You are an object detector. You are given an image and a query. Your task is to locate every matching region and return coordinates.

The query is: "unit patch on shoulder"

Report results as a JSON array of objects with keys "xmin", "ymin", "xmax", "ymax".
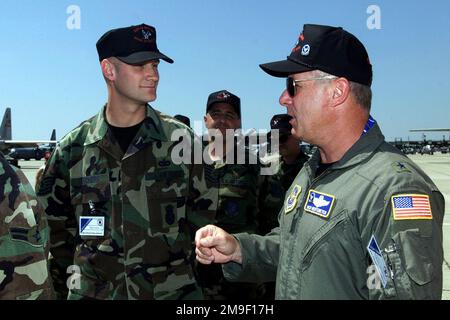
[
  {"xmin": 304, "ymin": 190, "xmax": 335, "ymax": 219},
  {"xmin": 284, "ymin": 185, "xmax": 302, "ymax": 214},
  {"xmin": 391, "ymin": 194, "xmax": 432, "ymax": 220}
]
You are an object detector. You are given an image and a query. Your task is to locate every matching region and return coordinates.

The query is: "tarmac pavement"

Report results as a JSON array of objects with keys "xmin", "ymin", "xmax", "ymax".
[
  {"xmin": 407, "ymin": 154, "xmax": 450, "ymax": 300},
  {"xmin": 17, "ymin": 154, "xmax": 450, "ymax": 299}
]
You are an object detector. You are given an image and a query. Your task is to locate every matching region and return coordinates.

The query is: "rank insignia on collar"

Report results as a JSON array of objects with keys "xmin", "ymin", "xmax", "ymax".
[
  {"xmin": 391, "ymin": 161, "xmax": 411, "ymax": 173},
  {"xmin": 304, "ymin": 190, "xmax": 335, "ymax": 219},
  {"xmin": 285, "ymin": 185, "xmax": 302, "ymax": 214}
]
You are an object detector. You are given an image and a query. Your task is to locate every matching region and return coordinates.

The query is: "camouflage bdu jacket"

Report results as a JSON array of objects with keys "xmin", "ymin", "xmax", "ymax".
[
  {"xmin": 0, "ymin": 153, "xmax": 54, "ymax": 300},
  {"xmin": 38, "ymin": 105, "xmax": 217, "ymax": 300},
  {"xmin": 258, "ymin": 153, "xmax": 309, "ymax": 235},
  {"xmin": 204, "ymin": 145, "xmax": 261, "ymax": 234}
]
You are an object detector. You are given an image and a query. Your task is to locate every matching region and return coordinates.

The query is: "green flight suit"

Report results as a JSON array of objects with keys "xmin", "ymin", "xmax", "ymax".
[
  {"xmin": 223, "ymin": 123, "xmax": 444, "ymax": 299},
  {"xmin": 38, "ymin": 105, "xmax": 217, "ymax": 300},
  {"xmin": 0, "ymin": 153, "xmax": 54, "ymax": 299}
]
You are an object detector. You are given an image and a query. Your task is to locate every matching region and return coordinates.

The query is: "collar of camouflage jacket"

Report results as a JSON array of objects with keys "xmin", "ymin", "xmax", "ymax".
[
  {"xmin": 308, "ymin": 123, "xmax": 385, "ymax": 171},
  {"xmin": 83, "ymin": 104, "xmax": 168, "ymax": 146}
]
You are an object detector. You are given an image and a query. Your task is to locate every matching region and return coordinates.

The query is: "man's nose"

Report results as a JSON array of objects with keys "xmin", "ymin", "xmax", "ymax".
[
  {"xmin": 144, "ymin": 66, "xmax": 159, "ymax": 80},
  {"xmin": 279, "ymin": 89, "xmax": 292, "ymax": 109}
]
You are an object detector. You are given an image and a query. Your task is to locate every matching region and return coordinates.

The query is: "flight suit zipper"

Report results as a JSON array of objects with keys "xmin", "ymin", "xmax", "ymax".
[{"xmin": 282, "ymin": 166, "xmax": 334, "ymax": 297}]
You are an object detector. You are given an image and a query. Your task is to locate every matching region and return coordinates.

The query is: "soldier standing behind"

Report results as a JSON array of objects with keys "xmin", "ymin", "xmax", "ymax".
[
  {"xmin": 196, "ymin": 90, "xmax": 262, "ymax": 300},
  {"xmin": 0, "ymin": 152, "xmax": 54, "ymax": 299},
  {"xmin": 258, "ymin": 114, "xmax": 309, "ymax": 235},
  {"xmin": 37, "ymin": 23, "xmax": 217, "ymax": 300}
]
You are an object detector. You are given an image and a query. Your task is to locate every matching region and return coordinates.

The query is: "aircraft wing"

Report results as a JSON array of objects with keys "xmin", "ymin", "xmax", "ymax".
[
  {"xmin": 0, "ymin": 140, "xmax": 57, "ymax": 152},
  {"xmin": 410, "ymin": 128, "xmax": 450, "ymax": 132}
]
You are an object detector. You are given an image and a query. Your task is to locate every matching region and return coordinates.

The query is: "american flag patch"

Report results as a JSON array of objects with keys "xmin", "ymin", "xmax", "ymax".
[{"xmin": 391, "ymin": 194, "xmax": 432, "ymax": 220}]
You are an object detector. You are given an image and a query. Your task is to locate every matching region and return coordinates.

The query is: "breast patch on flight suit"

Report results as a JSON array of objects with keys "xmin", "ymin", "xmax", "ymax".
[
  {"xmin": 304, "ymin": 190, "xmax": 335, "ymax": 219},
  {"xmin": 391, "ymin": 194, "xmax": 432, "ymax": 220},
  {"xmin": 284, "ymin": 185, "xmax": 302, "ymax": 214}
]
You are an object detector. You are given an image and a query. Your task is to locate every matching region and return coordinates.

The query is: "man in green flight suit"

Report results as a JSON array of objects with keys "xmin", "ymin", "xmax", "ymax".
[
  {"xmin": 195, "ymin": 24, "xmax": 444, "ymax": 299},
  {"xmin": 0, "ymin": 152, "xmax": 54, "ymax": 299},
  {"xmin": 38, "ymin": 23, "xmax": 217, "ymax": 300},
  {"xmin": 196, "ymin": 89, "xmax": 262, "ymax": 300}
]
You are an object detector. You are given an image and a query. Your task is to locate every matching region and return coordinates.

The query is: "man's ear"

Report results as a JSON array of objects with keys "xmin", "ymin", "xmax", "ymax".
[
  {"xmin": 331, "ymin": 78, "xmax": 350, "ymax": 106},
  {"xmin": 100, "ymin": 59, "xmax": 116, "ymax": 81}
]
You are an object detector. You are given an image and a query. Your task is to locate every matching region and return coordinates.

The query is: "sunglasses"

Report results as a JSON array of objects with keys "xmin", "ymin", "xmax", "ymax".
[{"xmin": 286, "ymin": 75, "xmax": 337, "ymax": 97}]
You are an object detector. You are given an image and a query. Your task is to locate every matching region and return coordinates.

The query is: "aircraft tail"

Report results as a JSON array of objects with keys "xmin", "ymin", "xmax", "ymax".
[
  {"xmin": 0, "ymin": 108, "xmax": 12, "ymax": 140},
  {"xmin": 50, "ymin": 129, "xmax": 56, "ymax": 141},
  {"xmin": 50, "ymin": 129, "xmax": 57, "ymax": 146}
]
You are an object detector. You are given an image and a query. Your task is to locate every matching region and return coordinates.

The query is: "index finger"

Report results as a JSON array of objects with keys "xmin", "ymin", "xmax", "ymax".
[{"xmin": 195, "ymin": 225, "xmax": 214, "ymax": 247}]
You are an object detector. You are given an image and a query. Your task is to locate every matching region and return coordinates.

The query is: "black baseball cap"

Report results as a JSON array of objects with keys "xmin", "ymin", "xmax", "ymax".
[
  {"xmin": 174, "ymin": 114, "xmax": 191, "ymax": 127},
  {"xmin": 260, "ymin": 24, "xmax": 372, "ymax": 86},
  {"xmin": 206, "ymin": 90, "xmax": 241, "ymax": 118},
  {"xmin": 270, "ymin": 114, "xmax": 293, "ymax": 135},
  {"xmin": 96, "ymin": 24, "xmax": 173, "ymax": 64}
]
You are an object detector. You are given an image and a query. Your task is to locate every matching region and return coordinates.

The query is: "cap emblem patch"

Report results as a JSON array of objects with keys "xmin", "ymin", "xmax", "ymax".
[
  {"xmin": 217, "ymin": 91, "xmax": 231, "ymax": 99},
  {"xmin": 301, "ymin": 44, "xmax": 310, "ymax": 56},
  {"xmin": 142, "ymin": 29, "xmax": 152, "ymax": 40}
]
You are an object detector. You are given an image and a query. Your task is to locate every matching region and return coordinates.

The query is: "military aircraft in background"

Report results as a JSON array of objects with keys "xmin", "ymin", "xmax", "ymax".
[
  {"xmin": 410, "ymin": 128, "xmax": 450, "ymax": 133},
  {"xmin": 8, "ymin": 129, "xmax": 56, "ymax": 160},
  {"xmin": 399, "ymin": 128, "xmax": 450, "ymax": 155},
  {"xmin": 1, "ymin": 107, "xmax": 58, "ymax": 161}
]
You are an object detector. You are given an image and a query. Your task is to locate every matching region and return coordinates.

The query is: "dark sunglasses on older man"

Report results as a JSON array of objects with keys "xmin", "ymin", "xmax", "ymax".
[{"xmin": 286, "ymin": 75, "xmax": 337, "ymax": 97}]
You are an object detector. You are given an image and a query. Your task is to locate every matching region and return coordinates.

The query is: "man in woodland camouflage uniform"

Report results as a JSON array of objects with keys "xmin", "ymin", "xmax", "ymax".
[
  {"xmin": 0, "ymin": 152, "xmax": 54, "ymax": 299},
  {"xmin": 38, "ymin": 24, "xmax": 217, "ymax": 300},
  {"xmin": 196, "ymin": 90, "xmax": 262, "ymax": 300}
]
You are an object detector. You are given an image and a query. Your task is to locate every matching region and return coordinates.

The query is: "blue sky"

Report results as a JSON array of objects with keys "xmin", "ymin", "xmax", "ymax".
[{"xmin": 0, "ymin": 0, "xmax": 449, "ymax": 142}]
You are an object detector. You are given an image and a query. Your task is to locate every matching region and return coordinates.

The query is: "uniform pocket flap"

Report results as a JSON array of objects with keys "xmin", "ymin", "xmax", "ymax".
[
  {"xmin": 394, "ymin": 230, "xmax": 434, "ymax": 286},
  {"xmin": 71, "ymin": 174, "xmax": 111, "ymax": 205}
]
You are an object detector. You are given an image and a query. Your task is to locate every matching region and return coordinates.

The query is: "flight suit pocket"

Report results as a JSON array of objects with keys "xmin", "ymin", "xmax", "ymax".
[
  {"xmin": 383, "ymin": 230, "xmax": 434, "ymax": 299},
  {"xmin": 301, "ymin": 210, "xmax": 348, "ymax": 271}
]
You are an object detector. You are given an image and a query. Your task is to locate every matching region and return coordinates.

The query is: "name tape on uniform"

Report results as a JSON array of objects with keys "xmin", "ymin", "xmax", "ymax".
[
  {"xmin": 80, "ymin": 216, "xmax": 105, "ymax": 236},
  {"xmin": 367, "ymin": 235, "xmax": 389, "ymax": 288},
  {"xmin": 304, "ymin": 190, "xmax": 335, "ymax": 219},
  {"xmin": 391, "ymin": 194, "xmax": 432, "ymax": 220}
]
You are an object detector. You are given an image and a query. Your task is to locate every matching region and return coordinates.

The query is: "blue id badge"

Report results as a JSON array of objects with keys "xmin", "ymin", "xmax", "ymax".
[{"xmin": 79, "ymin": 216, "xmax": 105, "ymax": 237}]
